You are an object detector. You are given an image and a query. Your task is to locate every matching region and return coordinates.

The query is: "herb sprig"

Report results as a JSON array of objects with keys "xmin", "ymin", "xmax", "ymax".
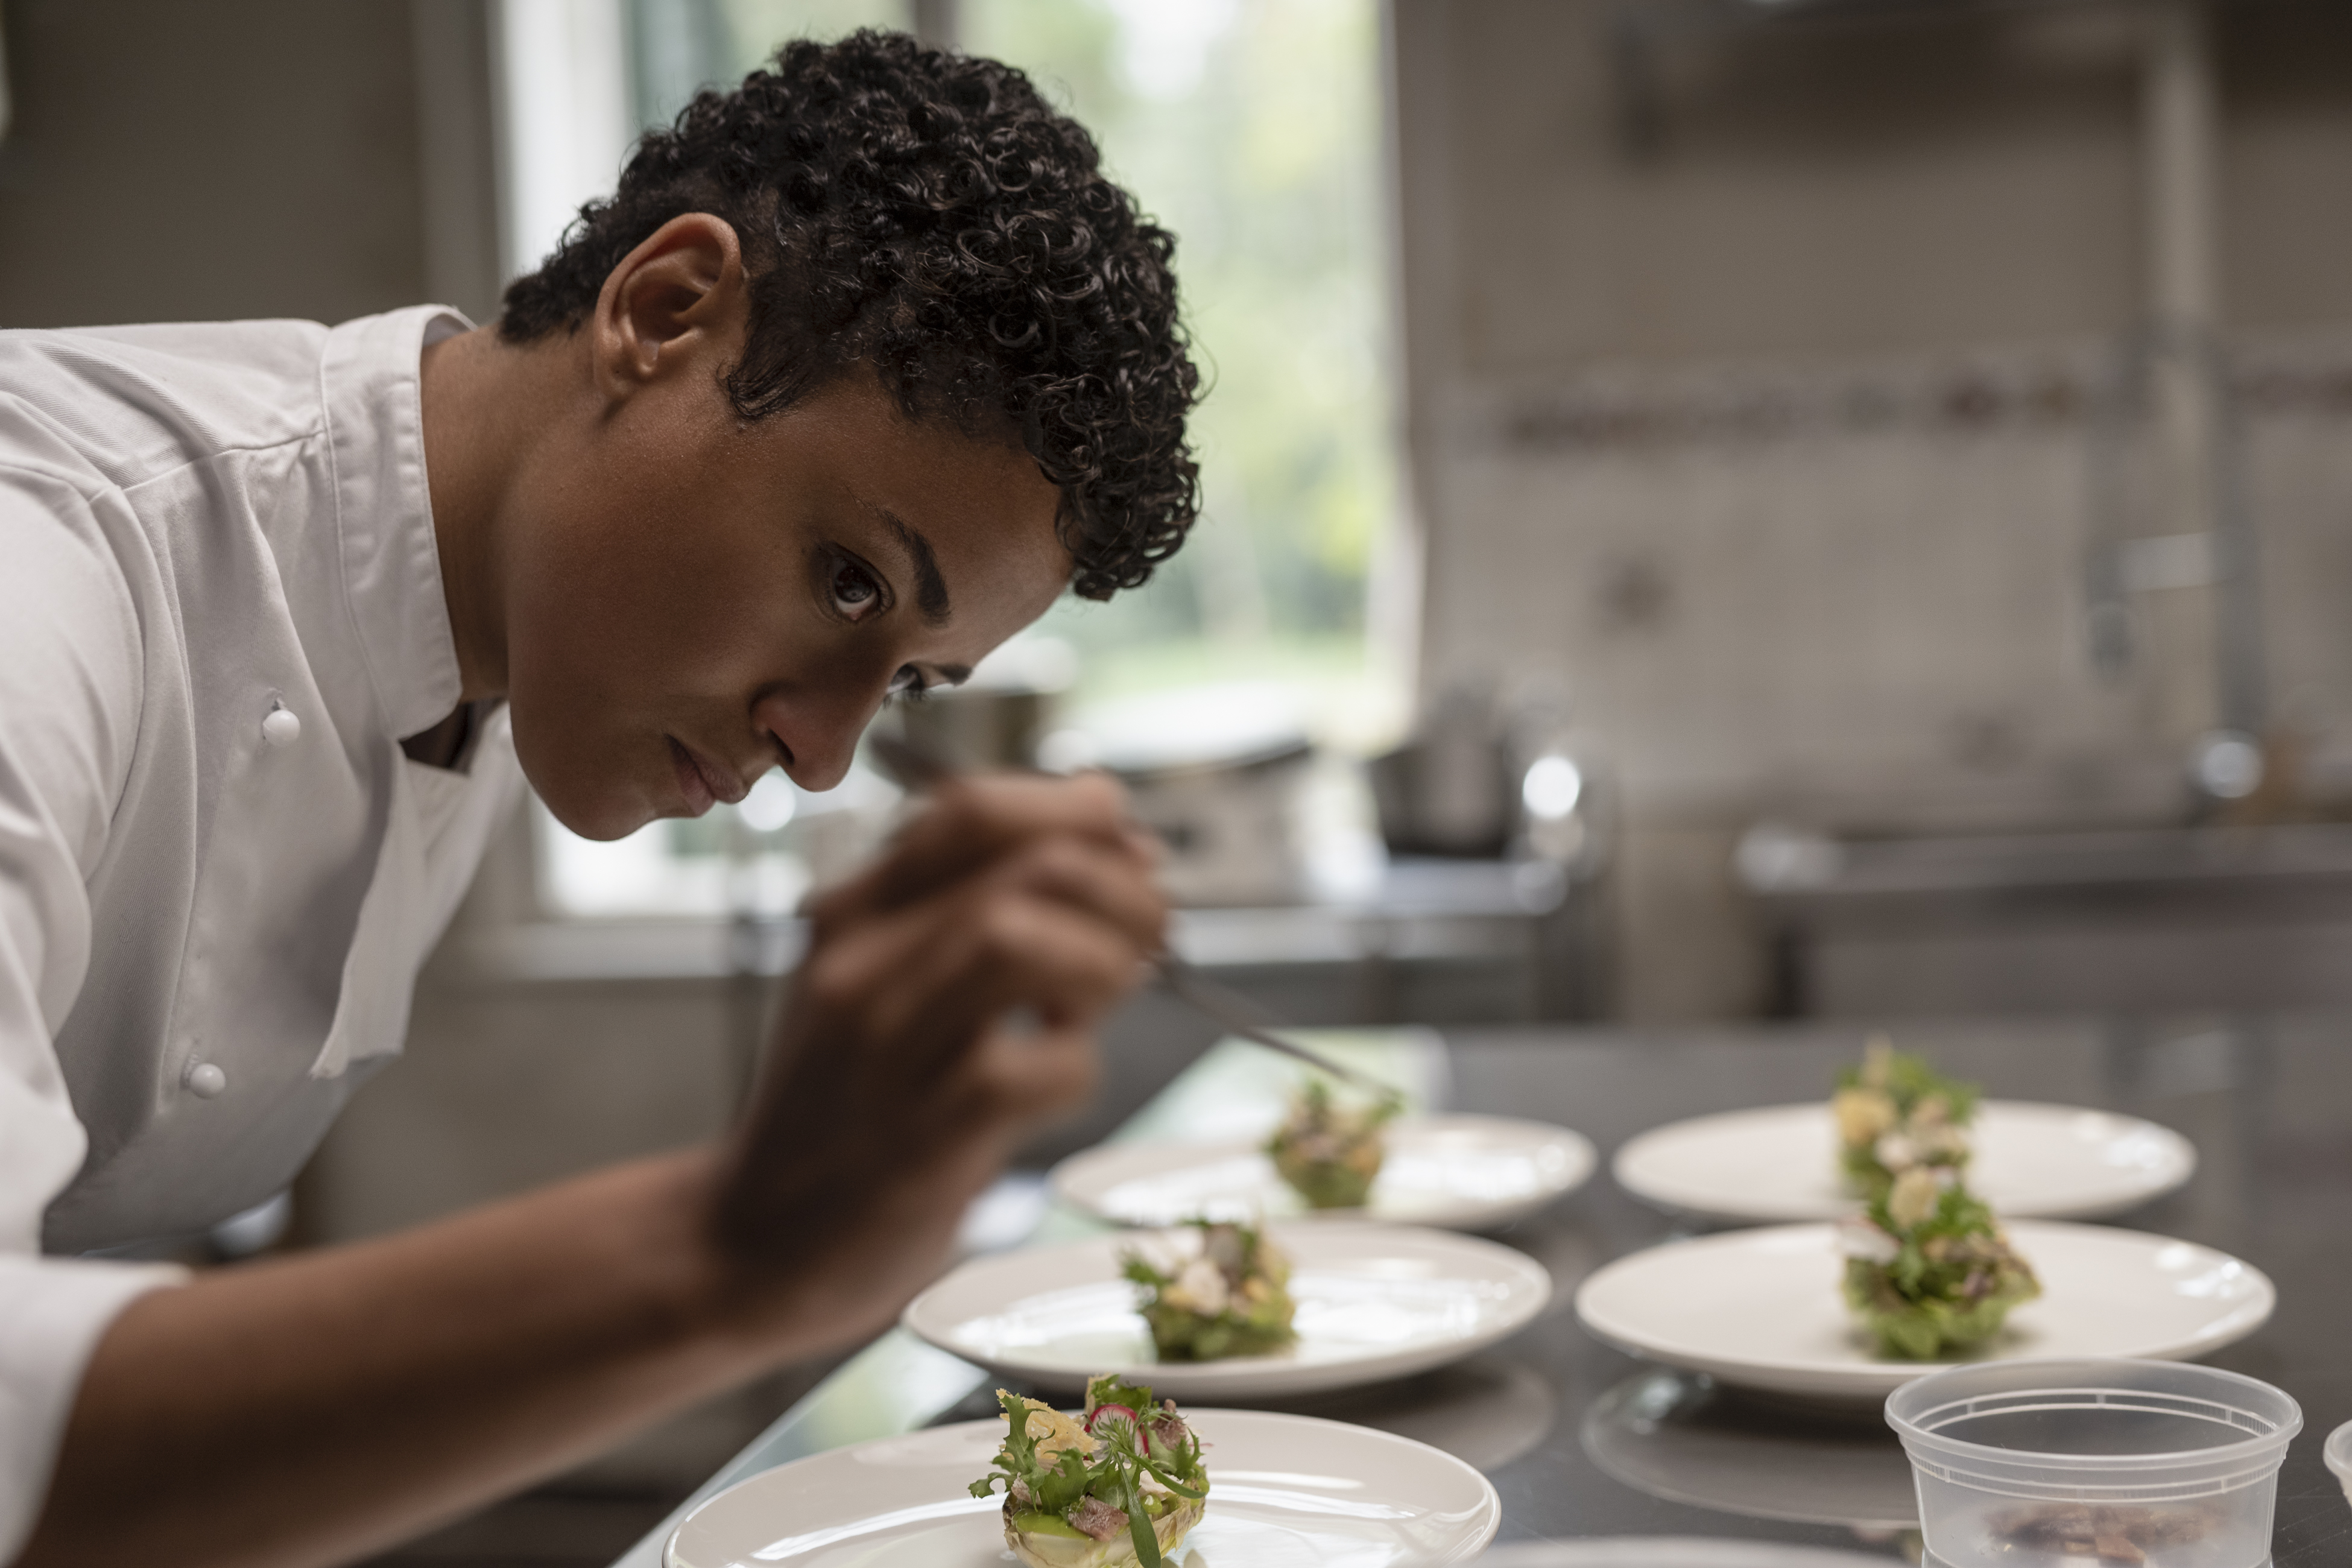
[{"xmin": 968, "ymin": 1376, "xmax": 1209, "ymax": 1568}]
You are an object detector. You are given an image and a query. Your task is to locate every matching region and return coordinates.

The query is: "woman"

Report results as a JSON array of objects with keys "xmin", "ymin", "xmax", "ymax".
[{"xmin": 0, "ymin": 32, "xmax": 1198, "ymax": 1567}]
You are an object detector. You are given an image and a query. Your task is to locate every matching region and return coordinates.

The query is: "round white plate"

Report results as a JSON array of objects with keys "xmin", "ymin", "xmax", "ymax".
[
  {"xmin": 902, "ymin": 1221, "xmax": 1552, "ymax": 1399},
  {"xmin": 665, "ymin": 1409, "xmax": 1500, "ymax": 1567},
  {"xmin": 1052, "ymin": 1114, "xmax": 1598, "ymax": 1231},
  {"xmin": 1573, "ymin": 1219, "xmax": 2273, "ymax": 1402},
  {"xmin": 1612, "ymin": 1101, "xmax": 2196, "ymax": 1224}
]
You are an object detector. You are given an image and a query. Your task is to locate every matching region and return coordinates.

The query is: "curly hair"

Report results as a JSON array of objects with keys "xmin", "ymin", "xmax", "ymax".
[{"xmin": 499, "ymin": 30, "xmax": 1200, "ymax": 599}]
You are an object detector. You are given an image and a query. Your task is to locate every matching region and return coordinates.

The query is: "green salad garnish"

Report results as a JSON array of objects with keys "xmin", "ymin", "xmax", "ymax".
[
  {"xmin": 1266, "ymin": 1080, "xmax": 1401, "ymax": 1209},
  {"xmin": 1840, "ymin": 1171, "xmax": 2041, "ymax": 1360},
  {"xmin": 1121, "ymin": 1221, "xmax": 1297, "ymax": 1361},
  {"xmin": 967, "ymin": 1374, "xmax": 1209, "ymax": 1568},
  {"xmin": 1832, "ymin": 1037, "xmax": 1979, "ymax": 1202}
]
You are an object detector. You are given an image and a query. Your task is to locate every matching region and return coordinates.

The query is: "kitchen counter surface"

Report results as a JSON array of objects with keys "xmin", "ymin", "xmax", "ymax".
[{"xmin": 612, "ymin": 1013, "xmax": 2352, "ymax": 1565}]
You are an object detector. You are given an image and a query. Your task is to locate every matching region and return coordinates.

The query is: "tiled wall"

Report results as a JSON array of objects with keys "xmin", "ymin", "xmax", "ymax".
[{"xmin": 1391, "ymin": 0, "xmax": 2352, "ymax": 1016}]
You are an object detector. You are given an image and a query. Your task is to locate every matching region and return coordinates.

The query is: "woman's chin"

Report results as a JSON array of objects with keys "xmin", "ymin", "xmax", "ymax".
[
  {"xmin": 512, "ymin": 731, "xmax": 668, "ymax": 841},
  {"xmin": 535, "ymin": 777, "xmax": 666, "ymax": 843}
]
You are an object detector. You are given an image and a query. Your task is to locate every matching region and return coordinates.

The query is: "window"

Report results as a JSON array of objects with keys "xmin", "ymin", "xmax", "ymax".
[
  {"xmin": 956, "ymin": 0, "xmax": 1401, "ymax": 728},
  {"xmin": 501, "ymin": 0, "xmax": 1402, "ymax": 918}
]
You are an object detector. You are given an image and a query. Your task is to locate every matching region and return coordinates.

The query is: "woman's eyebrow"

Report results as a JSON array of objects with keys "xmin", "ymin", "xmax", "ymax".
[{"xmin": 871, "ymin": 505, "xmax": 952, "ymax": 626}]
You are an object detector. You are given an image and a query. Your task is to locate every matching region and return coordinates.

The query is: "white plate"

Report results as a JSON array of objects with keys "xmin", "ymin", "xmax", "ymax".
[
  {"xmin": 665, "ymin": 1408, "xmax": 1500, "ymax": 1567},
  {"xmin": 1573, "ymin": 1219, "xmax": 2273, "ymax": 1401},
  {"xmin": 1612, "ymin": 1101, "xmax": 2196, "ymax": 1224},
  {"xmin": 1052, "ymin": 1114, "xmax": 1598, "ymax": 1231},
  {"xmin": 903, "ymin": 1221, "xmax": 1552, "ymax": 1399}
]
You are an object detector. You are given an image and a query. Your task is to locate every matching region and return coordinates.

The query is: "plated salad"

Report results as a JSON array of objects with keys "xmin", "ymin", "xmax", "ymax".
[
  {"xmin": 969, "ymin": 1374, "xmax": 1209, "ymax": 1568},
  {"xmin": 1266, "ymin": 1080, "xmax": 1399, "ymax": 1209},
  {"xmin": 1839, "ymin": 1167, "xmax": 2041, "ymax": 1359},
  {"xmin": 1122, "ymin": 1221, "xmax": 1297, "ymax": 1361},
  {"xmin": 1832, "ymin": 1037, "xmax": 1979, "ymax": 1203}
]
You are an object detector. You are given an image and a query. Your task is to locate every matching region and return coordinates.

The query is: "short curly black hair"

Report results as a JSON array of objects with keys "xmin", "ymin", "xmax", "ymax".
[{"xmin": 500, "ymin": 29, "xmax": 1200, "ymax": 600}]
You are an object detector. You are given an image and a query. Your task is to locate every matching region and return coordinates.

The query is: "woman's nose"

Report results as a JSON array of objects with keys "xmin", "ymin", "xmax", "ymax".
[{"xmin": 751, "ymin": 688, "xmax": 882, "ymax": 793}]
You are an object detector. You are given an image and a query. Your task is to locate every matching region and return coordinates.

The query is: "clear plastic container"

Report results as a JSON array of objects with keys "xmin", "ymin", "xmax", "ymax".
[
  {"xmin": 1885, "ymin": 1358, "xmax": 2300, "ymax": 1568},
  {"xmin": 2328, "ymin": 1419, "xmax": 2352, "ymax": 1511}
]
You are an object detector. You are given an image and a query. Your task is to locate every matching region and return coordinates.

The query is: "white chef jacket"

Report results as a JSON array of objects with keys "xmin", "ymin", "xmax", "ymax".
[{"xmin": 0, "ymin": 305, "xmax": 525, "ymax": 1555}]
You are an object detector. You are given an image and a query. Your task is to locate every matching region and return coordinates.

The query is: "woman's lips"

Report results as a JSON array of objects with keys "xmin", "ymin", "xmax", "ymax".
[{"xmin": 668, "ymin": 736, "xmax": 743, "ymax": 815}]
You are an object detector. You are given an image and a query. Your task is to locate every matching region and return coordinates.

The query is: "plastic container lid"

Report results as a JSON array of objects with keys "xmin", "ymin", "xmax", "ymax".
[{"xmin": 1885, "ymin": 1358, "xmax": 2301, "ymax": 1503}]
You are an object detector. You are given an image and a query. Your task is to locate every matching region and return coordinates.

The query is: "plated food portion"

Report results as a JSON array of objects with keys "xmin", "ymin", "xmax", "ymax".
[
  {"xmin": 665, "ymin": 1405, "xmax": 1502, "ymax": 1567},
  {"xmin": 1588, "ymin": 1045, "xmax": 2251, "ymax": 1396},
  {"xmin": 1838, "ymin": 1173, "xmax": 2040, "ymax": 1361},
  {"xmin": 903, "ymin": 1221, "xmax": 1552, "ymax": 1399},
  {"xmin": 1123, "ymin": 1222, "xmax": 1296, "ymax": 1362},
  {"xmin": 1052, "ymin": 1113, "xmax": 1596, "ymax": 1231},
  {"xmin": 1831, "ymin": 1039, "xmax": 1977, "ymax": 1201},
  {"xmin": 1614, "ymin": 1045, "xmax": 2195, "ymax": 1224},
  {"xmin": 1572, "ymin": 1218, "xmax": 2273, "ymax": 1400},
  {"xmin": 1267, "ymin": 1081, "xmax": 1400, "ymax": 1209},
  {"xmin": 970, "ymin": 1376, "xmax": 1206, "ymax": 1567}
]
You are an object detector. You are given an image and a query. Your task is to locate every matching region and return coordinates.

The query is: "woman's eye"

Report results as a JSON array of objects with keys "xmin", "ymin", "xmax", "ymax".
[{"xmin": 829, "ymin": 559, "xmax": 884, "ymax": 621}]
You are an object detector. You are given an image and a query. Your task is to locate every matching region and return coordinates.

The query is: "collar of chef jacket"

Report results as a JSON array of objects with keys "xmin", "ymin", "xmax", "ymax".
[{"xmin": 3, "ymin": 306, "xmax": 528, "ymax": 1252}]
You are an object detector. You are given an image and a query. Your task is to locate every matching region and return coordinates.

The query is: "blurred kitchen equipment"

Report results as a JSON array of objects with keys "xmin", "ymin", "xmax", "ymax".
[
  {"xmin": 1111, "ymin": 742, "xmax": 1312, "ymax": 906},
  {"xmin": 893, "ymin": 634, "xmax": 1075, "ymax": 773},
  {"xmin": 1370, "ymin": 679, "xmax": 1512, "ymax": 858},
  {"xmin": 1042, "ymin": 683, "xmax": 1315, "ymax": 907},
  {"xmin": 2190, "ymin": 727, "xmax": 2264, "ymax": 802},
  {"xmin": 1375, "ymin": 681, "xmax": 1613, "ymax": 877},
  {"xmin": 1507, "ymin": 691, "xmax": 1613, "ymax": 877},
  {"xmin": 868, "ymin": 729, "xmax": 1401, "ymax": 1101}
]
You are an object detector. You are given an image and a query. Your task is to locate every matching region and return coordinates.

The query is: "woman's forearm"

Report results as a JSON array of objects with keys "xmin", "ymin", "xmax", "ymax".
[
  {"xmin": 18, "ymin": 775, "xmax": 1163, "ymax": 1568},
  {"xmin": 16, "ymin": 1149, "xmax": 828, "ymax": 1568}
]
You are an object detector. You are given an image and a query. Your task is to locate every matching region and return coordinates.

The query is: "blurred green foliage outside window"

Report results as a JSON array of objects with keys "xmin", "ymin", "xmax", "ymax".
[{"xmin": 626, "ymin": 0, "xmax": 1398, "ymax": 712}]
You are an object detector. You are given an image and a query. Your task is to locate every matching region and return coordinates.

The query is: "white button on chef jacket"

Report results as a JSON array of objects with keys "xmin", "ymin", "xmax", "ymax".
[{"xmin": 0, "ymin": 306, "xmax": 525, "ymax": 1555}]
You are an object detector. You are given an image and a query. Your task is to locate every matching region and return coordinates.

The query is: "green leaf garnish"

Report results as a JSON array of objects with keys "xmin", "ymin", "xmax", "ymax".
[{"xmin": 967, "ymin": 1381, "xmax": 1209, "ymax": 1567}]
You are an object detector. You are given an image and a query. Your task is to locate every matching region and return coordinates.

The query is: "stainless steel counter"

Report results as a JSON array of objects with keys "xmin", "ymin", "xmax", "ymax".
[{"xmin": 612, "ymin": 1014, "xmax": 2352, "ymax": 1565}]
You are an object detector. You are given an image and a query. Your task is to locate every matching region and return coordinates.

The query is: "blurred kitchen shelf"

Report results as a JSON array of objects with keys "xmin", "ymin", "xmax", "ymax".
[
  {"xmin": 1747, "ymin": 823, "xmax": 2352, "ymax": 1018},
  {"xmin": 446, "ymin": 856, "xmax": 1593, "ymax": 996}
]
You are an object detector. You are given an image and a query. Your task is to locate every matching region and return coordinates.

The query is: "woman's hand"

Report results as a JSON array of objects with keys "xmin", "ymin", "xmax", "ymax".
[
  {"xmin": 20, "ymin": 770, "xmax": 1164, "ymax": 1568},
  {"xmin": 708, "ymin": 770, "xmax": 1166, "ymax": 1339}
]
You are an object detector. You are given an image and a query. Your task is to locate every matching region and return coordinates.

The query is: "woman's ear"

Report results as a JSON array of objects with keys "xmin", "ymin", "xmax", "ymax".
[{"xmin": 587, "ymin": 212, "xmax": 748, "ymax": 404}]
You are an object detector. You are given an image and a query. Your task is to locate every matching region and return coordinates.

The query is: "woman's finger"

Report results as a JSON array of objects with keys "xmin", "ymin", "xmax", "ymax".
[
  {"xmin": 987, "ymin": 832, "xmax": 1169, "ymax": 955},
  {"xmin": 959, "ymin": 1023, "xmax": 1102, "ymax": 1129},
  {"xmin": 817, "ymin": 771, "xmax": 1144, "ymax": 923},
  {"xmin": 850, "ymin": 886, "xmax": 1145, "ymax": 1060}
]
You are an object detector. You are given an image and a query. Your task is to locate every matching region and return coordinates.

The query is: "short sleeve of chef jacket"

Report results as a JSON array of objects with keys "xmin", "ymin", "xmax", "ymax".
[{"xmin": 0, "ymin": 460, "xmax": 189, "ymax": 1558}]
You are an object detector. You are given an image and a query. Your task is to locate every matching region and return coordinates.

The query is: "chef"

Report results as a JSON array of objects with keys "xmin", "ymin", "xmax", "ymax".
[{"xmin": 0, "ymin": 31, "xmax": 1198, "ymax": 1568}]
